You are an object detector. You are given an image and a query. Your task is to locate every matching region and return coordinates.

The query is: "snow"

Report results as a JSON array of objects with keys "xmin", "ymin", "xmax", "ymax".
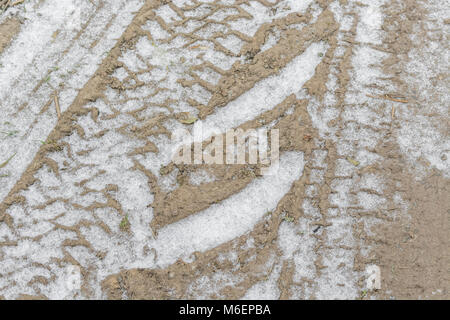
[{"xmin": 0, "ymin": 0, "xmax": 146, "ymax": 203}]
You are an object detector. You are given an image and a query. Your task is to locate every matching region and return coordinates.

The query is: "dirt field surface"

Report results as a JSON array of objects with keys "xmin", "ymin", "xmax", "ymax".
[{"xmin": 0, "ymin": 0, "xmax": 448, "ymax": 300}]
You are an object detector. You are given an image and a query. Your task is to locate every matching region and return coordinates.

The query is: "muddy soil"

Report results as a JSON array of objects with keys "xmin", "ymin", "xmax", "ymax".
[
  {"xmin": 0, "ymin": 17, "xmax": 20, "ymax": 54},
  {"xmin": 0, "ymin": 0, "xmax": 448, "ymax": 300}
]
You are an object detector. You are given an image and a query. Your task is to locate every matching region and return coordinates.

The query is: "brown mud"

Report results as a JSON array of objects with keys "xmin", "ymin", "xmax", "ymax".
[
  {"xmin": 0, "ymin": 0, "xmax": 448, "ymax": 299},
  {"xmin": 103, "ymin": 0, "xmax": 449, "ymax": 300},
  {"xmin": 366, "ymin": 0, "xmax": 450, "ymax": 299},
  {"xmin": 0, "ymin": 17, "xmax": 20, "ymax": 55}
]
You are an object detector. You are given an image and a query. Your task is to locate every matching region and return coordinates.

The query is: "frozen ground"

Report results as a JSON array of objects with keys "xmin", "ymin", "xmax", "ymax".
[{"xmin": 0, "ymin": 0, "xmax": 448, "ymax": 300}]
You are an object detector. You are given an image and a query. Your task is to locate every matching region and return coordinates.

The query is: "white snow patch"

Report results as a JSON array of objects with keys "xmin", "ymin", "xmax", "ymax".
[
  {"xmin": 153, "ymin": 151, "xmax": 305, "ymax": 267},
  {"xmin": 200, "ymin": 42, "xmax": 327, "ymax": 139}
]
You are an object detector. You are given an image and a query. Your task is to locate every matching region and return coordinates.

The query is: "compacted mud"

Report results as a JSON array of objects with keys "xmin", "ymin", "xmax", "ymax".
[
  {"xmin": 0, "ymin": 17, "xmax": 20, "ymax": 54},
  {"xmin": 0, "ymin": 0, "xmax": 448, "ymax": 299}
]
